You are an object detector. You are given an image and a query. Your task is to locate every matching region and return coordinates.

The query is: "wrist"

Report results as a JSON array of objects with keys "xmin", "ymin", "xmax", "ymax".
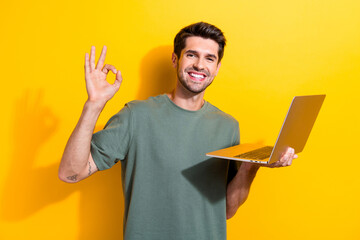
[
  {"xmin": 84, "ymin": 99, "xmax": 106, "ymax": 113},
  {"xmin": 231, "ymin": 162, "xmax": 259, "ymax": 186},
  {"xmin": 240, "ymin": 162, "xmax": 260, "ymax": 175}
]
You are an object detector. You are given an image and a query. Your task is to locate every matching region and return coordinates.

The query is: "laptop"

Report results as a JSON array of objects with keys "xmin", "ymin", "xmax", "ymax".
[{"xmin": 206, "ymin": 95, "xmax": 325, "ymax": 164}]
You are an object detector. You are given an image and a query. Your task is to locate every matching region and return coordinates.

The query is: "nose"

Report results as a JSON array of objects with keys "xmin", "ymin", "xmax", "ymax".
[{"xmin": 193, "ymin": 58, "xmax": 205, "ymax": 70}]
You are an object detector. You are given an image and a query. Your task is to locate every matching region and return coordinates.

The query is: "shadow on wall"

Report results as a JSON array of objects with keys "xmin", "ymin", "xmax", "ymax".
[
  {"xmin": 137, "ymin": 45, "xmax": 176, "ymax": 99},
  {"xmin": 1, "ymin": 90, "xmax": 124, "ymax": 239},
  {"xmin": 1, "ymin": 45, "xmax": 176, "ymax": 240}
]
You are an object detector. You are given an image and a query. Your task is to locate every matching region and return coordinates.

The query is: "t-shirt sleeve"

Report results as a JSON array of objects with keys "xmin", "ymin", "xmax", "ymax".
[
  {"xmin": 228, "ymin": 121, "xmax": 241, "ymax": 183},
  {"xmin": 232, "ymin": 121, "xmax": 240, "ymax": 146},
  {"xmin": 90, "ymin": 105, "xmax": 133, "ymax": 171}
]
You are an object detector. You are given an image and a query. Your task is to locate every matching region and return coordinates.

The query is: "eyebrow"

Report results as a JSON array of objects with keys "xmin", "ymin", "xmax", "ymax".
[{"xmin": 185, "ymin": 50, "xmax": 218, "ymax": 60}]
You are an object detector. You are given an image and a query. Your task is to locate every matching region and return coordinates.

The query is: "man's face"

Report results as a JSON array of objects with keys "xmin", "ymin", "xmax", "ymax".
[{"xmin": 173, "ymin": 36, "xmax": 221, "ymax": 94}]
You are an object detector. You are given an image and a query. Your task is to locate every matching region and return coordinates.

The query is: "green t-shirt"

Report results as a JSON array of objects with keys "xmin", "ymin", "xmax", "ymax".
[{"xmin": 91, "ymin": 94, "xmax": 240, "ymax": 240}]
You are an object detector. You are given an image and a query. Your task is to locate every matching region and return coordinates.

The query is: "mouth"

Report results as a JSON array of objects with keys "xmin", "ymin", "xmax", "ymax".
[{"xmin": 187, "ymin": 71, "xmax": 207, "ymax": 81}]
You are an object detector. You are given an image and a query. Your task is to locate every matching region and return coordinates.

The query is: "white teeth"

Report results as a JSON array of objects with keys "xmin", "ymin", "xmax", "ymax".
[{"xmin": 189, "ymin": 73, "xmax": 205, "ymax": 79}]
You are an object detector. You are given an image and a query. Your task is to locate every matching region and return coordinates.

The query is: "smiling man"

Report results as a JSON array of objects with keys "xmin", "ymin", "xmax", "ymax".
[
  {"xmin": 59, "ymin": 22, "xmax": 296, "ymax": 240},
  {"xmin": 174, "ymin": 36, "xmax": 220, "ymax": 94}
]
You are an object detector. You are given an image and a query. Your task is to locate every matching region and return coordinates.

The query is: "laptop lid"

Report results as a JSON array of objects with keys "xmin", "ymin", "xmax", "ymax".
[{"xmin": 268, "ymin": 94, "xmax": 326, "ymax": 163}]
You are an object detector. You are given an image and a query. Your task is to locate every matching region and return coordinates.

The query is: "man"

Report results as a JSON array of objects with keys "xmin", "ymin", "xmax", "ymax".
[{"xmin": 59, "ymin": 22, "xmax": 297, "ymax": 239}]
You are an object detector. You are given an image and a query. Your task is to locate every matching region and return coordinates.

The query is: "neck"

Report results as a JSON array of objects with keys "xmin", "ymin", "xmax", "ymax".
[{"xmin": 167, "ymin": 88, "xmax": 205, "ymax": 111}]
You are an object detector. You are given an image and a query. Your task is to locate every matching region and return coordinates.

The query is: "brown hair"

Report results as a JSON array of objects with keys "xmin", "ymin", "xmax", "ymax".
[{"xmin": 173, "ymin": 22, "xmax": 226, "ymax": 63}]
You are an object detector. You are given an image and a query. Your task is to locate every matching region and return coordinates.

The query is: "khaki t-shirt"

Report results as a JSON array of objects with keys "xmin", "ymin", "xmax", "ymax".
[{"xmin": 91, "ymin": 94, "xmax": 239, "ymax": 240}]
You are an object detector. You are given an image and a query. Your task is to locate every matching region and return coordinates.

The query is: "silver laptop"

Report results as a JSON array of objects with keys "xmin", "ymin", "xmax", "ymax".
[{"xmin": 206, "ymin": 95, "xmax": 325, "ymax": 164}]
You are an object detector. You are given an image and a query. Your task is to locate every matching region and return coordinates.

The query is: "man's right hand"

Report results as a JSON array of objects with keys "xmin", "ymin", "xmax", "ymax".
[
  {"xmin": 59, "ymin": 46, "xmax": 122, "ymax": 183},
  {"xmin": 85, "ymin": 46, "xmax": 122, "ymax": 108}
]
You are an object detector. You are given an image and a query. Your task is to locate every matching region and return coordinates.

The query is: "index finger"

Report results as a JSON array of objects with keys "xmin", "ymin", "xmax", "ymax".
[
  {"xmin": 96, "ymin": 46, "xmax": 107, "ymax": 70},
  {"xmin": 84, "ymin": 53, "xmax": 90, "ymax": 74},
  {"xmin": 90, "ymin": 46, "xmax": 96, "ymax": 71}
]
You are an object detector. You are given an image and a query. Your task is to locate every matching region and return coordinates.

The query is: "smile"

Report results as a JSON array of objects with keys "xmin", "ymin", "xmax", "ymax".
[{"xmin": 188, "ymin": 72, "xmax": 206, "ymax": 81}]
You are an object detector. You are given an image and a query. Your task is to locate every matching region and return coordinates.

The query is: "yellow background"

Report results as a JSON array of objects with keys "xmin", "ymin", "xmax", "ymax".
[{"xmin": 1, "ymin": 0, "xmax": 359, "ymax": 239}]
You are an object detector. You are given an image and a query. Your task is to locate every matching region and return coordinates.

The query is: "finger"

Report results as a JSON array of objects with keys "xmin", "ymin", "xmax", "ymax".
[
  {"xmin": 287, "ymin": 157, "xmax": 293, "ymax": 166},
  {"xmin": 285, "ymin": 151, "xmax": 294, "ymax": 166},
  {"xmin": 116, "ymin": 70, "xmax": 123, "ymax": 82},
  {"xmin": 276, "ymin": 154, "xmax": 290, "ymax": 167},
  {"xmin": 284, "ymin": 149, "xmax": 296, "ymax": 166},
  {"xmin": 279, "ymin": 150, "xmax": 287, "ymax": 161},
  {"xmin": 85, "ymin": 53, "xmax": 90, "ymax": 74},
  {"xmin": 90, "ymin": 46, "xmax": 96, "ymax": 71},
  {"xmin": 280, "ymin": 147, "xmax": 293, "ymax": 162},
  {"xmin": 113, "ymin": 70, "xmax": 123, "ymax": 89},
  {"xmin": 282, "ymin": 155, "xmax": 292, "ymax": 167},
  {"xmin": 279, "ymin": 152, "xmax": 289, "ymax": 164},
  {"xmin": 96, "ymin": 46, "xmax": 107, "ymax": 70},
  {"xmin": 286, "ymin": 153, "xmax": 298, "ymax": 166},
  {"xmin": 286, "ymin": 148, "xmax": 295, "ymax": 166},
  {"xmin": 102, "ymin": 64, "xmax": 117, "ymax": 74},
  {"xmin": 289, "ymin": 147, "xmax": 295, "ymax": 155}
]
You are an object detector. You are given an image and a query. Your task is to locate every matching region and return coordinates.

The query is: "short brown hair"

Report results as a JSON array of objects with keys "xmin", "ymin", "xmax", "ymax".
[{"xmin": 173, "ymin": 22, "xmax": 226, "ymax": 63}]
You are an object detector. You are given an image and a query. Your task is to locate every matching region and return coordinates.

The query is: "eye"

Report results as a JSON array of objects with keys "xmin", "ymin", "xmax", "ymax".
[
  {"xmin": 187, "ymin": 53, "xmax": 195, "ymax": 58},
  {"xmin": 207, "ymin": 57, "xmax": 215, "ymax": 62}
]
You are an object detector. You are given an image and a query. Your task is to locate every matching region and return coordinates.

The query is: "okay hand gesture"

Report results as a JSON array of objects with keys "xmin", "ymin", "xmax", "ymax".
[{"xmin": 84, "ymin": 46, "xmax": 122, "ymax": 107}]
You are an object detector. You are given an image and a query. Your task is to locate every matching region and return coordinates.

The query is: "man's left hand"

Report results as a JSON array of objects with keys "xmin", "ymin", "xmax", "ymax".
[{"xmin": 266, "ymin": 147, "xmax": 298, "ymax": 168}]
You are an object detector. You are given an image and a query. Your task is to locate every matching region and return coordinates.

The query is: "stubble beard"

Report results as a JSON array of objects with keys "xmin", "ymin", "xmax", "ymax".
[{"xmin": 177, "ymin": 66, "xmax": 214, "ymax": 94}]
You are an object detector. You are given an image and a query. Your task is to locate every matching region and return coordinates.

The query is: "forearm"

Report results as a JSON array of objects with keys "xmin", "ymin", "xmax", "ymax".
[
  {"xmin": 58, "ymin": 101, "xmax": 103, "ymax": 182},
  {"xmin": 226, "ymin": 162, "xmax": 260, "ymax": 219}
]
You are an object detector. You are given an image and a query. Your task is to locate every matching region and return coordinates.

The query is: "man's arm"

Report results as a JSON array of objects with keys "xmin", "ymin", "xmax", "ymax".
[
  {"xmin": 58, "ymin": 46, "xmax": 122, "ymax": 183},
  {"xmin": 226, "ymin": 147, "xmax": 297, "ymax": 219}
]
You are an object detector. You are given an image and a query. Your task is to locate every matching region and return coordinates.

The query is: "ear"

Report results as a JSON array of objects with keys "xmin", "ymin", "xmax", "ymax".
[
  {"xmin": 172, "ymin": 52, "xmax": 178, "ymax": 68},
  {"xmin": 215, "ymin": 62, "xmax": 221, "ymax": 76}
]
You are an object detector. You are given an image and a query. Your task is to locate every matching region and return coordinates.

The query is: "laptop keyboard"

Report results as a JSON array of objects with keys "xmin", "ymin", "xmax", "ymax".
[{"xmin": 235, "ymin": 146, "xmax": 274, "ymax": 160}]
